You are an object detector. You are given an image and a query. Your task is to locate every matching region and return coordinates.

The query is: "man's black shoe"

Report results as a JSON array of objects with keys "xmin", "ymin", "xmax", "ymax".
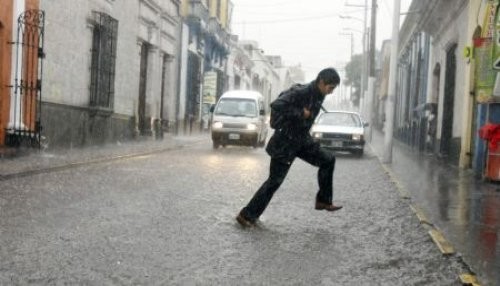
[
  {"xmin": 315, "ymin": 201, "xmax": 343, "ymax": 211},
  {"xmin": 236, "ymin": 212, "xmax": 256, "ymax": 227}
]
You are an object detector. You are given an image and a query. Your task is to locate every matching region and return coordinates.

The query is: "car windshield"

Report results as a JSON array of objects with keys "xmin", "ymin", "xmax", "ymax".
[
  {"xmin": 317, "ymin": 113, "xmax": 361, "ymax": 127},
  {"xmin": 215, "ymin": 98, "xmax": 257, "ymax": 117}
]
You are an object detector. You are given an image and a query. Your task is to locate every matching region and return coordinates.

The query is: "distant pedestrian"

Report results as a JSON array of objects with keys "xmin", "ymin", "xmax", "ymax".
[{"xmin": 237, "ymin": 67, "xmax": 342, "ymax": 227}]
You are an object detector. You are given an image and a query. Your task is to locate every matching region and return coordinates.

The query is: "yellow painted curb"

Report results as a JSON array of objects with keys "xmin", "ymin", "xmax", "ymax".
[
  {"xmin": 459, "ymin": 273, "xmax": 480, "ymax": 286},
  {"xmin": 429, "ymin": 229, "xmax": 455, "ymax": 255},
  {"xmin": 381, "ymin": 164, "xmax": 411, "ymax": 199},
  {"xmin": 410, "ymin": 205, "xmax": 431, "ymax": 225}
]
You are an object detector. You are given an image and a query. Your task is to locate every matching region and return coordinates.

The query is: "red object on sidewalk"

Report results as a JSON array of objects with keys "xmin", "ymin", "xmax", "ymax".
[
  {"xmin": 486, "ymin": 145, "xmax": 500, "ymax": 180},
  {"xmin": 479, "ymin": 123, "xmax": 500, "ymax": 180}
]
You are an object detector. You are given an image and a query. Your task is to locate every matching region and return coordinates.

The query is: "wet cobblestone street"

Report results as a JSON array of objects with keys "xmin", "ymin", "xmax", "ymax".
[{"xmin": 0, "ymin": 138, "xmax": 468, "ymax": 285}]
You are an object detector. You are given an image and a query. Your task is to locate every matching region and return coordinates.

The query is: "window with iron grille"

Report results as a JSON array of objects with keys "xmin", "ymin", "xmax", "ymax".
[{"xmin": 89, "ymin": 11, "xmax": 118, "ymax": 109}]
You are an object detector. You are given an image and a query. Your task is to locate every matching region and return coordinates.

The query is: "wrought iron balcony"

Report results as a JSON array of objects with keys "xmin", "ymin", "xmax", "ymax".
[
  {"xmin": 187, "ymin": 0, "xmax": 209, "ymax": 25},
  {"xmin": 208, "ymin": 18, "xmax": 230, "ymax": 49}
]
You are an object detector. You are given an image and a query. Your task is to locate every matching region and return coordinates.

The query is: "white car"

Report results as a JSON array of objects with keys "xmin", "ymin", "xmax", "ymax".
[{"xmin": 310, "ymin": 111, "xmax": 368, "ymax": 156}]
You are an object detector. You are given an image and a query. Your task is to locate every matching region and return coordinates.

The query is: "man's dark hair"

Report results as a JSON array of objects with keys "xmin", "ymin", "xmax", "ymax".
[{"xmin": 316, "ymin": 67, "xmax": 340, "ymax": 85}]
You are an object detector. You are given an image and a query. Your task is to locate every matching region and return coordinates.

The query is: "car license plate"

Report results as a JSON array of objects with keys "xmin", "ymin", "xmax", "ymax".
[
  {"xmin": 331, "ymin": 141, "xmax": 343, "ymax": 147},
  {"xmin": 229, "ymin": 133, "xmax": 240, "ymax": 140}
]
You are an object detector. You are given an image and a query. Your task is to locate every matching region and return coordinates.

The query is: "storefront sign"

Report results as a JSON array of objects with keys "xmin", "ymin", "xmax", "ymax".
[
  {"xmin": 475, "ymin": 0, "xmax": 499, "ymax": 102},
  {"xmin": 476, "ymin": 38, "xmax": 496, "ymax": 102},
  {"xmin": 202, "ymin": 71, "xmax": 217, "ymax": 104},
  {"xmin": 494, "ymin": 0, "xmax": 500, "ymax": 70},
  {"xmin": 483, "ymin": 0, "xmax": 498, "ymax": 38}
]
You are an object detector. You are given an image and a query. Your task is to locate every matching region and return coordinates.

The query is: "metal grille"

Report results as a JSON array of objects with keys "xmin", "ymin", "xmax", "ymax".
[
  {"xmin": 6, "ymin": 9, "xmax": 45, "ymax": 148},
  {"xmin": 223, "ymin": 123, "xmax": 246, "ymax": 129},
  {"xmin": 322, "ymin": 133, "xmax": 352, "ymax": 140},
  {"xmin": 138, "ymin": 42, "xmax": 150, "ymax": 135},
  {"xmin": 89, "ymin": 11, "xmax": 118, "ymax": 109}
]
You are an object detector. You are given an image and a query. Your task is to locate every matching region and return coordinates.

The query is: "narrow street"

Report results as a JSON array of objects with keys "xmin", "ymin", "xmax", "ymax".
[{"xmin": 0, "ymin": 138, "xmax": 467, "ymax": 285}]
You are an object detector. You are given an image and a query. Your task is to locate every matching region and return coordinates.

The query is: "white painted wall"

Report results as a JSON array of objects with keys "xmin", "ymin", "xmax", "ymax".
[
  {"xmin": 430, "ymin": 4, "xmax": 468, "ymax": 140},
  {"xmin": 39, "ymin": 0, "xmax": 180, "ymax": 120}
]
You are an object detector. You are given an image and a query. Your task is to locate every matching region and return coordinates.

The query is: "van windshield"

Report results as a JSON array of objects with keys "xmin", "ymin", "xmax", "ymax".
[{"xmin": 215, "ymin": 98, "xmax": 257, "ymax": 117}]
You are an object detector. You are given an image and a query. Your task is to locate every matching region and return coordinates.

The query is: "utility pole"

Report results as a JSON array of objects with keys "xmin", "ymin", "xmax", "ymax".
[
  {"xmin": 368, "ymin": 0, "xmax": 377, "ymax": 77},
  {"xmin": 362, "ymin": 0, "xmax": 368, "ymax": 116},
  {"xmin": 382, "ymin": 0, "xmax": 400, "ymax": 163},
  {"xmin": 365, "ymin": 0, "xmax": 377, "ymax": 142}
]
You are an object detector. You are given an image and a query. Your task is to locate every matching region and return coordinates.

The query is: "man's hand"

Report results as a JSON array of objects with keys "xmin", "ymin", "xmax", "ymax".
[{"xmin": 303, "ymin": 108, "xmax": 311, "ymax": 119}]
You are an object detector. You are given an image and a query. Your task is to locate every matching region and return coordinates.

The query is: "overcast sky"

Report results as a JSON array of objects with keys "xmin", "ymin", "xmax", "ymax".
[{"xmin": 231, "ymin": 0, "xmax": 412, "ymax": 81}]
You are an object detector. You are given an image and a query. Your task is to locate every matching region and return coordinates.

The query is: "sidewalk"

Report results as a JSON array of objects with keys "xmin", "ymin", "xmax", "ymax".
[
  {"xmin": 369, "ymin": 129, "xmax": 500, "ymax": 286},
  {"xmin": 0, "ymin": 134, "xmax": 207, "ymax": 180}
]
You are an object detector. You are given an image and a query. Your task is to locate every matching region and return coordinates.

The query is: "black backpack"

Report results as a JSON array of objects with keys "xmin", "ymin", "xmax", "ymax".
[
  {"xmin": 269, "ymin": 84, "xmax": 302, "ymax": 129},
  {"xmin": 269, "ymin": 84, "xmax": 327, "ymax": 130}
]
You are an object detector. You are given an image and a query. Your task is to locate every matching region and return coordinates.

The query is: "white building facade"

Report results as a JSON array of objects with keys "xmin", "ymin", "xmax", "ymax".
[{"xmin": 39, "ymin": 0, "xmax": 181, "ymax": 147}]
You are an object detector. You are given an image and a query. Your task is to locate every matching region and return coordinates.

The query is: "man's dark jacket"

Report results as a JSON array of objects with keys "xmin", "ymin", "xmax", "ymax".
[{"xmin": 266, "ymin": 81, "xmax": 325, "ymax": 162}]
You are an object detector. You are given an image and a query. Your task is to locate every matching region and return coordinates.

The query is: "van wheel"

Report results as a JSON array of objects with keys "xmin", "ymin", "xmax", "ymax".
[
  {"xmin": 252, "ymin": 139, "xmax": 259, "ymax": 148},
  {"xmin": 213, "ymin": 141, "xmax": 220, "ymax": 149},
  {"xmin": 258, "ymin": 138, "xmax": 266, "ymax": 147},
  {"xmin": 353, "ymin": 149, "xmax": 363, "ymax": 157}
]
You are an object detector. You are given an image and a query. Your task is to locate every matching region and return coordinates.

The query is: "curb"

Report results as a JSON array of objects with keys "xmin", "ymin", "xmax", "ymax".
[{"xmin": 369, "ymin": 145, "xmax": 480, "ymax": 285}]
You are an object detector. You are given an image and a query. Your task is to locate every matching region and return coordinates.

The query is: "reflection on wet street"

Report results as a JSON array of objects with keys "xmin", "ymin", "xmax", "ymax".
[
  {"xmin": 370, "ymin": 130, "xmax": 500, "ymax": 286},
  {"xmin": 0, "ymin": 136, "xmax": 469, "ymax": 284}
]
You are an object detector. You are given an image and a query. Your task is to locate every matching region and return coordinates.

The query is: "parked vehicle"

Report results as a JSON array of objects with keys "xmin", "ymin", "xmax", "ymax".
[
  {"xmin": 310, "ymin": 111, "xmax": 367, "ymax": 156},
  {"xmin": 210, "ymin": 90, "xmax": 268, "ymax": 149}
]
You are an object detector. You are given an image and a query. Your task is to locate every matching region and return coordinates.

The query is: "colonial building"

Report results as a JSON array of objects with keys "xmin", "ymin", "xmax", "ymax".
[
  {"xmin": 179, "ymin": 0, "xmax": 232, "ymax": 133},
  {"xmin": 238, "ymin": 40, "xmax": 280, "ymax": 111},
  {"xmin": 267, "ymin": 55, "xmax": 295, "ymax": 96},
  {"xmin": 31, "ymin": 0, "xmax": 182, "ymax": 148},
  {"xmin": 226, "ymin": 35, "xmax": 254, "ymax": 91},
  {"xmin": 375, "ymin": 0, "xmax": 500, "ymax": 173},
  {"xmin": 383, "ymin": 0, "xmax": 477, "ymax": 167},
  {"xmin": 1, "ymin": 0, "xmax": 293, "ymax": 149}
]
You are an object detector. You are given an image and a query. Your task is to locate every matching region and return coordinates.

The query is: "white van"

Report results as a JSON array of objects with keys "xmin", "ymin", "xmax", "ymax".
[{"xmin": 210, "ymin": 90, "xmax": 268, "ymax": 149}]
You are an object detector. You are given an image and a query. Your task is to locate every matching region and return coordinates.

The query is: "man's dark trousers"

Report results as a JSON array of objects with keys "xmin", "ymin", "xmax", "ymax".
[{"xmin": 241, "ymin": 146, "xmax": 336, "ymax": 222}]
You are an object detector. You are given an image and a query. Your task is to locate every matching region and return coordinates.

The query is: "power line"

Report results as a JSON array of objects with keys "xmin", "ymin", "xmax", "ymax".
[
  {"xmin": 233, "ymin": 13, "xmax": 340, "ymax": 25},
  {"xmin": 234, "ymin": 1, "xmax": 303, "ymax": 8}
]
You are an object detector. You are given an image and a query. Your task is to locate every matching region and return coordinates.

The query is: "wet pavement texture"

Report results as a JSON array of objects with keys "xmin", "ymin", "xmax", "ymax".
[
  {"xmin": 0, "ymin": 135, "xmax": 469, "ymax": 285},
  {"xmin": 0, "ymin": 134, "xmax": 203, "ymax": 179},
  {"xmin": 370, "ymin": 130, "xmax": 500, "ymax": 286}
]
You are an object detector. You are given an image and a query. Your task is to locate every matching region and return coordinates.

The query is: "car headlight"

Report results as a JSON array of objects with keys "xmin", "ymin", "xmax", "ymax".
[
  {"xmin": 247, "ymin": 123, "xmax": 257, "ymax": 131},
  {"xmin": 312, "ymin": 132, "xmax": 323, "ymax": 139},
  {"xmin": 212, "ymin": 121, "xmax": 223, "ymax": 129},
  {"xmin": 352, "ymin": 134, "xmax": 363, "ymax": 141}
]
